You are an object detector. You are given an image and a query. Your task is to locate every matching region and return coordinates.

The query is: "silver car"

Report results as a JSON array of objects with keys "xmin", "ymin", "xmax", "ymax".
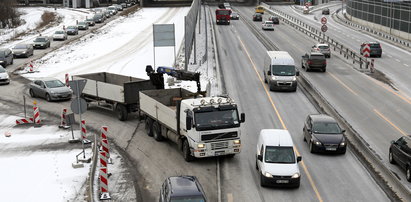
[
  {"xmin": 52, "ymin": 30, "xmax": 68, "ymax": 41},
  {"xmin": 0, "ymin": 65, "xmax": 10, "ymax": 85},
  {"xmin": 29, "ymin": 78, "xmax": 72, "ymax": 101},
  {"xmin": 311, "ymin": 43, "xmax": 331, "ymax": 58},
  {"xmin": 12, "ymin": 43, "xmax": 34, "ymax": 58}
]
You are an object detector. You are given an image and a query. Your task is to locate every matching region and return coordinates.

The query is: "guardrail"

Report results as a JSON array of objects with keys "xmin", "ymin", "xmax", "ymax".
[{"xmin": 261, "ymin": 3, "xmax": 372, "ymax": 73}]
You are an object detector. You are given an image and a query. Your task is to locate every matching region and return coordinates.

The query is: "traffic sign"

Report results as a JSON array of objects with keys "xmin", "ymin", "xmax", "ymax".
[
  {"xmin": 321, "ymin": 17, "xmax": 327, "ymax": 25},
  {"xmin": 71, "ymin": 97, "xmax": 87, "ymax": 114},
  {"xmin": 69, "ymin": 79, "xmax": 87, "ymax": 97},
  {"xmin": 321, "ymin": 24, "xmax": 328, "ymax": 32}
]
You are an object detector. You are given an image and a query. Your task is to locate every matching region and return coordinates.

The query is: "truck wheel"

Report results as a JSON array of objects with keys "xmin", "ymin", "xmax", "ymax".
[
  {"xmin": 183, "ymin": 140, "xmax": 194, "ymax": 162},
  {"xmin": 152, "ymin": 122, "xmax": 163, "ymax": 141},
  {"xmin": 145, "ymin": 117, "xmax": 153, "ymax": 137},
  {"xmin": 116, "ymin": 104, "xmax": 128, "ymax": 121},
  {"xmin": 226, "ymin": 154, "xmax": 235, "ymax": 158}
]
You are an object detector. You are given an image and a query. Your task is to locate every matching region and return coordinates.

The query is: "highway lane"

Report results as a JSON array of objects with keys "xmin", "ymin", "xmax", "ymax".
[
  {"xmin": 237, "ymin": 5, "xmax": 411, "ymax": 193},
  {"xmin": 273, "ymin": 4, "xmax": 411, "ymax": 98},
  {"xmin": 213, "ymin": 6, "xmax": 388, "ymax": 202}
]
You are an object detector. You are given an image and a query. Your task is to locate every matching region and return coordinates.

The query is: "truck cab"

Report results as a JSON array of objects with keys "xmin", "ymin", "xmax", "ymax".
[{"xmin": 216, "ymin": 9, "xmax": 232, "ymax": 25}]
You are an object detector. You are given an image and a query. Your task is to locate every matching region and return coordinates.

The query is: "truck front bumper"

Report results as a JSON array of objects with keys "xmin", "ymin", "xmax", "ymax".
[{"xmin": 193, "ymin": 141, "xmax": 241, "ymax": 158}]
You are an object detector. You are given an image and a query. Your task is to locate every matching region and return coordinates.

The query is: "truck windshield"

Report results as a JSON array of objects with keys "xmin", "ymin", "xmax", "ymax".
[
  {"xmin": 271, "ymin": 65, "xmax": 295, "ymax": 76},
  {"xmin": 194, "ymin": 108, "xmax": 240, "ymax": 131},
  {"xmin": 216, "ymin": 10, "xmax": 230, "ymax": 15},
  {"xmin": 171, "ymin": 197, "xmax": 206, "ymax": 202}
]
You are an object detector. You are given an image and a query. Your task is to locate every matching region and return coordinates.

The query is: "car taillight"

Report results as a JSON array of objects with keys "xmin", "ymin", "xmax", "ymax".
[
  {"xmin": 308, "ymin": 60, "xmax": 312, "ymax": 64},
  {"xmin": 323, "ymin": 60, "xmax": 327, "ymax": 64}
]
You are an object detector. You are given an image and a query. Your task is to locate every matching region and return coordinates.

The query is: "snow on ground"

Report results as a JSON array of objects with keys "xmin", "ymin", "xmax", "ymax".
[{"xmin": 0, "ymin": 115, "xmax": 92, "ymax": 202}]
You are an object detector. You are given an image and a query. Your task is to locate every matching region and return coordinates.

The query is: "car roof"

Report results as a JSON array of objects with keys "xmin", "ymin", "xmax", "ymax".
[
  {"xmin": 259, "ymin": 129, "xmax": 294, "ymax": 147},
  {"xmin": 309, "ymin": 114, "xmax": 337, "ymax": 123},
  {"xmin": 264, "ymin": 21, "xmax": 273, "ymax": 23},
  {"xmin": 168, "ymin": 176, "xmax": 204, "ymax": 197},
  {"xmin": 35, "ymin": 77, "xmax": 60, "ymax": 82},
  {"xmin": 364, "ymin": 41, "xmax": 380, "ymax": 44},
  {"xmin": 254, "ymin": 13, "xmax": 262, "ymax": 15},
  {"xmin": 316, "ymin": 43, "xmax": 329, "ymax": 46},
  {"xmin": 310, "ymin": 52, "xmax": 324, "ymax": 55}
]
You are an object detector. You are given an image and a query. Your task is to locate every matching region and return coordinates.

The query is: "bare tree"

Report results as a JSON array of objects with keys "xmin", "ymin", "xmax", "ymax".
[{"xmin": 0, "ymin": 0, "xmax": 21, "ymax": 29}]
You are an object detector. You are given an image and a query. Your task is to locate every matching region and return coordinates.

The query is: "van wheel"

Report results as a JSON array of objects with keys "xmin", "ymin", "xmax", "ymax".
[
  {"xmin": 116, "ymin": 104, "xmax": 128, "ymax": 121},
  {"xmin": 389, "ymin": 150, "xmax": 395, "ymax": 164},
  {"xmin": 256, "ymin": 157, "xmax": 259, "ymax": 170},
  {"xmin": 226, "ymin": 154, "xmax": 235, "ymax": 158},
  {"xmin": 183, "ymin": 139, "xmax": 194, "ymax": 162},
  {"xmin": 152, "ymin": 122, "xmax": 163, "ymax": 141},
  {"xmin": 303, "ymin": 136, "xmax": 306, "ymax": 142},
  {"xmin": 260, "ymin": 172, "xmax": 266, "ymax": 187},
  {"xmin": 145, "ymin": 117, "xmax": 153, "ymax": 136}
]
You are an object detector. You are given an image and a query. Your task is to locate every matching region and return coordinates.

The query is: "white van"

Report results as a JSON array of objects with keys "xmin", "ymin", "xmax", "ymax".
[
  {"xmin": 256, "ymin": 129, "xmax": 301, "ymax": 188},
  {"xmin": 263, "ymin": 51, "xmax": 299, "ymax": 92}
]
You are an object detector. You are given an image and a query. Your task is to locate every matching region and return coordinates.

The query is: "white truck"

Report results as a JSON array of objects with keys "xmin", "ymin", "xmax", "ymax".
[{"xmin": 139, "ymin": 88, "xmax": 245, "ymax": 162}]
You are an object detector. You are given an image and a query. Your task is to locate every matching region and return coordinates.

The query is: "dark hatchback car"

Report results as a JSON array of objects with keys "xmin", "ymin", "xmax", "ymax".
[
  {"xmin": 33, "ymin": 36, "xmax": 50, "ymax": 49},
  {"xmin": 360, "ymin": 41, "xmax": 382, "ymax": 57},
  {"xmin": 389, "ymin": 136, "xmax": 411, "ymax": 182},
  {"xmin": 160, "ymin": 176, "xmax": 207, "ymax": 202},
  {"xmin": 322, "ymin": 8, "xmax": 330, "ymax": 15},
  {"xmin": 93, "ymin": 13, "xmax": 105, "ymax": 23},
  {"xmin": 253, "ymin": 13, "xmax": 263, "ymax": 21},
  {"xmin": 0, "ymin": 48, "xmax": 14, "ymax": 67},
  {"xmin": 85, "ymin": 18, "xmax": 96, "ymax": 26},
  {"xmin": 12, "ymin": 43, "xmax": 34, "ymax": 58},
  {"xmin": 303, "ymin": 114, "xmax": 347, "ymax": 154},
  {"xmin": 268, "ymin": 15, "xmax": 280, "ymax": 24},
  {"xmin": 66, "ymin": 25, "xmax": 79, "ymax": 35}
]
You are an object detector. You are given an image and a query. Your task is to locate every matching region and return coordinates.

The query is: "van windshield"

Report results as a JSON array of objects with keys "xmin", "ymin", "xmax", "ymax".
[
  {"xmin": 171, "ymin": 197, "xmax": 206, "ymax": 202},
  {"xmin": 271, "ymin": 65, "xmax": 295, "ymax": 76},
  {"xmin": 265, "ymin": 146, "xmax": 295, "ymax": 164}
]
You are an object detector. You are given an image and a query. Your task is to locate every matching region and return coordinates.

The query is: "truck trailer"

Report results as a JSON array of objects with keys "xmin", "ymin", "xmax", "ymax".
[{"xmin": 139, "ymin": 88, "xmax": 245, "ymax": 162}]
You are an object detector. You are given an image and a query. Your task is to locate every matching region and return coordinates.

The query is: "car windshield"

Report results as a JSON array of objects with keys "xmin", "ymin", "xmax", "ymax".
[
  {"xmin": 14, "ymin": 44, "xmax": 27, "ymax": 49},
  {"xmin": 0, "ymin": 51, "xmax": 5, "ymax": 57},
  {"xmin": 318, "ymin": 45, "xmax": 329, "ymax": 49},
  {"xmin": 265, "ymin": 21, "xmax": 273, "ymax": 25},
  {"xmin": 370, "ymin": 44, "xmax": 380, "ymax": 48},
  {"xmin": 194, "ymin": 108, "xmax": 240, "ymax": 131},
  {"xmin": 0, "ymin": 67, "xmax": 5, "ymax": 73},
  {"xmin": 34, "ymin": 38, "xmax": 46, "ymax": 42},
  {"xmin": 79, "ymin": 22, "xmax": 86, "ymax": 25},
  {"xmin": 55, "ymin": 31, "xmax": 64, "ymax": 34},
  {"xmin": 67, "ymin": 26, "xmax": 76, "ymax": 29},
  {"xmin": 171, "ymin": 196, "xmax": 206, "ymax": 202},
  {"xmin": 312, "ymin": 122, "xmax": 341, "ymax": 134},
  {"xmin": 265, "ymin": 146, "xmax": 295, "ymax": 164},
  {"xmin": 45, "ymin": 80, "xmax": 65, "ymax": 88},
  {"xmin": 311, "ymin": 55, "xmax": 325, "ymax": 59},
  {"xmin": 271, "ymin": 65, "xmax": 296, "ymax": 76}
]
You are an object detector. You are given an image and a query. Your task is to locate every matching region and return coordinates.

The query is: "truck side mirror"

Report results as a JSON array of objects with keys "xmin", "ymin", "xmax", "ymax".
[
  {"xmin": 341, "ymin": 129, "xmax": 346, "ymax": 133},
  {"xmin": 297, "ymin": 156, "xmax": 302, "ymax": 162},
  {"xmin": 257, "ymin": 154, "xmax": 263, "ymax": 161},
  {"xmin": 186, "ymin": 117, "xmax": 192, "ymax": 130},
  {"xmin": 240, "ymin": 113, "xmax": 245, "ymax": 123},
  {"xmin": 267, "ymin": 71, "xmax": 271, "ymax": 75}
]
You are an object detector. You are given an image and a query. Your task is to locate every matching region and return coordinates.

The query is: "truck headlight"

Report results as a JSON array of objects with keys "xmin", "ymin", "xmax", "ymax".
[
  {"xmin": 197, "ymin": 143, "xmax": 205, "ymax": 149},
  {"xmin": 264, "ymin": 172, "xmax": 273, "ymax": 178},
  {"xmin": 291, "ymin": 173, "xmax": 300, "ymax": 178},
  {"xmin": 234, "ymin": 140, "xmax": 241, "ymax": 145}
]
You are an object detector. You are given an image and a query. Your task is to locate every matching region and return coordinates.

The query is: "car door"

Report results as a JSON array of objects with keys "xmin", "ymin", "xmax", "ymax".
[
  {"xmin": 394, "ymin": 137, "xmax": 407, "ymax": 169},
  {"xmin": 38, "ymin": 81, "xmax": 48, "ymax": 98},
  {"xmin": 6, "ymin": 49, "xmax": 12, "ymax": 64},
  {"xmin": 303, "ymin": 116, "xmax": 312, "ymax": 141}
]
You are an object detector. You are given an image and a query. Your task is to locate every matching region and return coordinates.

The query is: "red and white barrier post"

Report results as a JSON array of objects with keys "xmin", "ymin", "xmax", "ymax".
[
  {"xmin": 99, "ymin": 167, "xmax": 111, "ymax": 200},
  {"xmin": 101, "ymin": 126, "xmax": 108, "ymax": 140},
  {"xmin": 100, "ymin": 151, "xmax": 108, "ymax": 168},
  {"xmin": 100, "ymin": 126, "xmax": 112, "ymax": 163},
  {"xmin": 28, "ymin": 61, "xmax": 34, "ymax": 73},
  {"xmin": 81, "ymin": 119, "xmax": 91, "ymax": 144},
  {"xmin": 65, "ymin": 73, "xmax": 70, "ymax": 87},
  {"xmin": 33, "ymin": 102, "xmax": 40, "ymax": 125},
  {"xmin": 59, "ymin": 108, "xmax": 70, "ymax": 128}
]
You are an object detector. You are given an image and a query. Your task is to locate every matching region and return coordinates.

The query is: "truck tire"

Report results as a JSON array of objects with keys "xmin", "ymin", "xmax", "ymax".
[
  {"xmin": 116, "ymin": 104, "xmax": 128, "ymax": 121},
  {"xmin": 183, "ymin": 139, "xmax": 194, "ymax": 162},
  {"xmin": 152, "ymin": 122, "xmax": 163, "ymax": 141},
  {"xmin": 145, "ymin": 117, "xmax": 153, "ymax": 137}
]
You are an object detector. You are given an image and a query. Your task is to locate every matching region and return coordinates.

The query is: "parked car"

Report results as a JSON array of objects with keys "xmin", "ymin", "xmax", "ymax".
[
  {"xmin": 77, "ymin": 21, "xmax": 89, "ymax": 30},
  {"xmin": 85, "ymin": 18, "xmax": 96, "ymax": 26},
  {"xmin": 121, "ymin": 3, "xmax": 127, "ymax": 8},
  {"xmin": 29, "ymin": 78, "xmax": 73, "ymax": 101},
  {"xmin": 256, "ymin": 129, "xmax": 302, "ymax": 188},
  {"xmin": 230, "ymin": 12, "xmax": 239, "ymax": 20},
  {"xmin": 0, "ymin": 65, "xmax": 10, "ymax": 85},
  {"xmin": 311, "ymin": 43, "xmax": 331, "ymax": 58},
  {"xmin": 52, "ymin": 30, "xmax": 67, "ymax": 41},
  {"xmin": 268, "ymin": 15, "xmax": 280, "ymax": 24},
  {"xmin": 301, "ymin": 52, "xmax": 327, "ymax": 72},
  {"xmin": 0, "ymin": 48, "xmax": 14, "ymax": 67},
  {"xmin": 114, "ymin": 4, "xmax": 123, "ymax": 11},
  {"xmin": 303, "ymin": 114, "xmax": 347, "ymax": 154},
  {"xmin": 322, "ymin": 8, "xmax": 330, "ymax": 15},
  {"xmin": 262, "ymin": 21, "xmax": 274, "ymax": 31},
  {"xmin": 12, "ymin": 43, "xmax": 34, "ymax": 58},
  {"xmin": 389, "ymin": 136, "xmax": 411, "ymax": 182},
  {"xmin": 107, "ymin": 6, "xmax": 118, "ymax": 15},
  {"xmin": 66, "ymin": 25, "xmax": 79, "ymax": 35},
  {"xmin": 33, "ymin": 36, "xmax": 51, "ymax": 49},
  {"xmin": 93, "ymin": 13, "xmax": 105, "ymax": 23},
  {"xmin": 160, "ymin": 176, "xmax": 207, "ymax": 202},
  {"xmin": 253, "ymin": 13, "xmax": 263, "ymax": 21},
  {"xmin": 103, "ymin": 10, "xmax": 112, "ymax": 18},
  {"xmin": 360, "ymin": 41, "xmax": 382, "ymax": 57}
]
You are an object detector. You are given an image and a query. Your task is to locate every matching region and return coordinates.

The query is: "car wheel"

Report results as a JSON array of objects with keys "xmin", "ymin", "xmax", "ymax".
[
  {"xmin": 303, "ymin": 135, "xmax": 306, "ymax": 142},
  {"xmin": 183, "ymin": 139, "xmax": 194, "ymax": 162},
  {"xmin": 152, "ymin": 122, "xmax": 163, "ymax": 141},
  {"xmin": 323, "ymin": 68, "xmax": 326, "ymax": 72},
  {"xmin": 389, "ymin": 150, "xmax": 395, "ymax": 164},
  {"xmin": 46, "ymin": 94, "xmax": 52, "ymax": 102},
  {"xmin": 309, "ymin": 140, "xmax": 315, "ymax": 153},
  {"xmin": 407, "ymin": 166, "xmax": 411, "ymax": 182},
  {"xmin": 29, "ymin": 89, "xmax": 36, "ymax": 98},
  {"xmin": 145, "ymin": 117, "xmax": 153, "ymax": 137}
]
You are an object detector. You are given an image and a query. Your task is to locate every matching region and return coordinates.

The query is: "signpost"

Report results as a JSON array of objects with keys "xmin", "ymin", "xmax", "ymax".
[
  {"xmin": 321, "ymin": 17, "xmax": 327, "ymax": 25},
  {"xmin": 321, "ymin": 25, "xmax": 328, "ymax": 32}
]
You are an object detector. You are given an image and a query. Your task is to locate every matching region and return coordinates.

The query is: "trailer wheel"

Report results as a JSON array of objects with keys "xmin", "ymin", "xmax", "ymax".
[
  {"xmin": 152, "ymin": 122, "xmax": 163, "ymax": 141},
  {"xmin": 145, "ymin": 117, "xmax": 153, "ymax": 137},
  {"xmin": 183, "ymin": 139, "xmax": 194, "ymax": 162},
  {"xmin": 116, "ymin": 104, "xmax": 128, "ymax": 121}
]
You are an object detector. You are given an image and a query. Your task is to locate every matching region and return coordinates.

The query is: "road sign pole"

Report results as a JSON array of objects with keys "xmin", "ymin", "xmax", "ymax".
[{"xmin": 75, "ymin": 82, "xmax": 85, "ymax": 157}]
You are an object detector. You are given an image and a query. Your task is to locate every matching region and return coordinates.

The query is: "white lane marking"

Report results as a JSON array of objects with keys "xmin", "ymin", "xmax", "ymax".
[
  {"xmin": 387, "ymin": 55, "xmax": 393, "ymax": 58},
  {"xmin": 404, "ymin": 64, "xmax": 409, "ymax": 67},
  {"xmin": 396, "ymin": 59, "xmax": 401, "ymax": 62}
]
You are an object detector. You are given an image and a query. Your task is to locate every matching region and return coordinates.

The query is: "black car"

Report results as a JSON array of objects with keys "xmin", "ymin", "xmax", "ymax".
[
  {"xmin": 0, "ymin": 48, "xmax": 14, "ymax": 67},
  {"xmin": 93, "ymin": 13, "xmax": 105, "ymax": 23},
  {"xmin": 253, "ymin": 13, "xmax": 263, "ymax": 21},
  {"xmin": 389, "ymin": 136, "xmax": 411, "ymax": 182},
  {"xmin": 66, "ymin": 25, "xmax": 79, "ymax": 35},
  {"xmin": 322, "ymin": 8, "xmax": 330, "ymax": 15},
  {"xmin": 33, "ymin": 36, "xmax": 51, "ymax": 49},
  {"xmin": 303, "ymin": 114, "xmax": 347, "ymax": 154},
  {"xmin": 268, "ymin": 16, "xmax": 280, "ymax": 24},
  {"xmin": 360, "ymin": 41, "xmax": 382, "ymax": 57},
  {"xmin": 160, "ymin": 176, "xmax": 207, "ymax": 202},
  {"xmin": 85, "ymin": 18, "xmax": 96, "ymax": 26}
]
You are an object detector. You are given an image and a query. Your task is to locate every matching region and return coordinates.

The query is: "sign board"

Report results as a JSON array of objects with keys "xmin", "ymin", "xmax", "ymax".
[
  {"xmin": 65, "ymin": 113, "xmax": 75, "ymax": 125},
  {"xmin": 321, "ymin": 17, "xmax": 327, "ymax": 25},
  {"xmin": 362, "ymin": 44, "xmax": 370, "ymax": 57},
  {"xmin": 321, "ymin": 25, "xmax": 328, "ymax": 32},
  {"xmin": 69, "ymin": 79, "xmax": 87, "ymax": 97},
  {"xmin": 71, "ymin": 98, "xmax": 87, "ymax": 114},
  {"xmin": 153, "ymin": 24, "xmax": 175, "ymax": 47}
]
